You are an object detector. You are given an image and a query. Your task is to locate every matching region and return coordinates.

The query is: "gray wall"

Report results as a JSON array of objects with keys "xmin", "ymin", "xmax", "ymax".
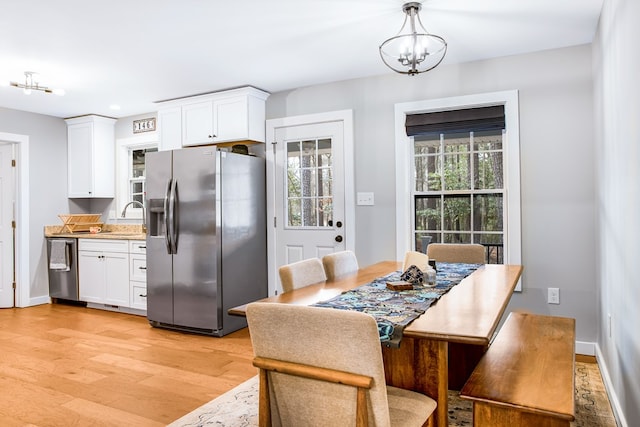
[
  {"xmin": 0, "ymin": 108, "xmax": 67, "ymax": 300},
  {"xmin": 594, "ymin": 0, "xmax": 639, "ymax": 424},
  {"xmin": 267, "ymin": 44, "xmax": 597, "ymax": 344}
]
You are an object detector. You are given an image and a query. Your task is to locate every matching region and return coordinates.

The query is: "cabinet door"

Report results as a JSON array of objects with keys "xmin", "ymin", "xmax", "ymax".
[
  {"xmin": 78, "ymin": 251, "xmax": 104, "ymax": 303},
  {"xmin": 67, "ymin": 122, "xmax": 94, "ymax": 197},
  {"xmin": 104, "ymin": 252, "xmax": 130, "ymax": 306},
  {"xmin": 182, "ymin": 100, "xmax": 214, "ymax": 146},
  {"xmin": 213, "ymin": 96, "xmax": 247, "ymax": 142},
  {"xmin": 158, "ymin": 107, "xmax": 182, "ymax": 151}
]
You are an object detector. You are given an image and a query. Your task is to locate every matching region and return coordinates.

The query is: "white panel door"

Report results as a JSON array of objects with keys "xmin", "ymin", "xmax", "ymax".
[
  {"xmin": 272, "ymin": 121, "xmax": 346, "ymax": 293},
  {"xmin": 0, "ymin": 144, "xmax": 15, "ymax": 307}
]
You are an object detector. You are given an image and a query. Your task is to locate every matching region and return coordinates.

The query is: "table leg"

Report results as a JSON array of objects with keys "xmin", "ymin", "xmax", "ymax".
[{"xmin": 382, "ymin": 338, "xmax": 449, "ymax": 427}]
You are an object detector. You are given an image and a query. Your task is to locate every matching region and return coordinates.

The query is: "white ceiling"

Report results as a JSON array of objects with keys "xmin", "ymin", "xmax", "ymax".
[{"xmin": 0, "ymin": 0, "xmax": 603, "ymax": 119}]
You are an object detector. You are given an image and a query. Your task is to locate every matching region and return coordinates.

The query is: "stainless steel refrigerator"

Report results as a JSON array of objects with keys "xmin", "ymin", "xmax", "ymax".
[{"xmin": 145, "ymin": 146, "xmax": 267, "ymax": 336}]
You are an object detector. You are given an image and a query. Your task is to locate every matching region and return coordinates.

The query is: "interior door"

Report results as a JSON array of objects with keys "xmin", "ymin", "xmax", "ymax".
[
  {"xmin": 0, "ymin": 143, "xmax": 15, "ymax": 308},
  {"xmin": 271, "ymin": 120, "xmax": 347, "ymax": 294}
]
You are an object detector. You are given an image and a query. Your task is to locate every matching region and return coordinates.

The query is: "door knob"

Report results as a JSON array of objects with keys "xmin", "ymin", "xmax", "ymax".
[{"xmin": 335, "ymin": 235, "xmax": 343, "ymax": 243}]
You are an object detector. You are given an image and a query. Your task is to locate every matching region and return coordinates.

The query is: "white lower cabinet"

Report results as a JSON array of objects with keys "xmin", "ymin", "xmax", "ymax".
[
  {"xmin": 129, "ymin": 240, "xmax": 147, "ymax": 310},
  {"xmin": 79, "ymin": 239, "xmax": 129, "ymax": 306},
  {"xmin": 78, "ymin": 239, "xmax": 147, "ymax": 314}
]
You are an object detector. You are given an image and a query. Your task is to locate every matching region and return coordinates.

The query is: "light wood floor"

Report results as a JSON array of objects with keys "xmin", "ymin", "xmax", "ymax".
[{"xmin": 0, "ymin": 303, "xmax": 257, "ymax": 426}]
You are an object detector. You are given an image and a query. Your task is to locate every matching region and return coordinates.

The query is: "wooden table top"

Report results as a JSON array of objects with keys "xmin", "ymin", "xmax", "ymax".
[{"xmin": 229, "ymin": 261, "xmax": 523, "ymax": 346}]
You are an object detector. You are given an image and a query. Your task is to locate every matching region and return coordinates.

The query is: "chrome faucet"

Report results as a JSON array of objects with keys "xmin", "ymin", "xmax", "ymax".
[{"xmin": 121, "ymin": 201, "xmax": 147, "ymax": 233}]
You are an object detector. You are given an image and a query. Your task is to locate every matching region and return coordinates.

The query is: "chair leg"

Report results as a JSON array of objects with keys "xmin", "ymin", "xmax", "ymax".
[
  {"xmin": 356, "ymin": 386, "xmax": 368, "ymax": 427},
  {"xmin": 258, "ymin": 369, "xmax": 272, "ymax": 427}
]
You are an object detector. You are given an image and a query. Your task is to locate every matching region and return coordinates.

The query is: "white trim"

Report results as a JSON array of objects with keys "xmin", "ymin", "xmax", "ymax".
[
  {"xmin": 394, "ymin": 91, "xmax": 522, "ymax": 289},
  {"xmin": 575, "ymin": 340, "xmax": 596, "ymax": 356},
  {"xmin": 265, "ymin": 109, "xmax": 355, "ymax": 296},
  {"xmin": 596, "ymin": 344, "xmax": 628, "ymax": 427},
  {"xmin": 0, "ymin": 132, "xmax": 30, "ymax": 307},
  {"xmin": 114, "ymin": 132, "xmax": 158, "ymax": 220}
]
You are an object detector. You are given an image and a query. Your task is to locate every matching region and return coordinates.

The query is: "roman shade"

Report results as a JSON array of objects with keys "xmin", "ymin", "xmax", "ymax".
[{"xmin": 405, "ymin": 105, "xmax": 505, "ymax": 136}]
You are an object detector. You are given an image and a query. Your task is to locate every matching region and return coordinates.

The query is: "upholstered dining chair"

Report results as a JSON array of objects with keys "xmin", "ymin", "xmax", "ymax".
[
  {"xmin": 322, "ymin": 250, "xmax": 359, "ymax": 281},
  {"xmin": 246, "ymin": 302, "xmax": 437, "ymax": 427},
  {"xmin": 402, "ymin": 250, "xmax": 431, "ymax": 272},
  {"xmin": 426, "ymin": 243, "xmax": 486, "ymax": 264},
  {"xmin": 278, "ymin": 258, "xmax": 327, "ymax": 293}
]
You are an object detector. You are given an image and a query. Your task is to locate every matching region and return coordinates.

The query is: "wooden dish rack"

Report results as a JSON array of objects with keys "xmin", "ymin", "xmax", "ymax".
[{"xmin": 58, "ymin": 214, "xmax": 103, "ymax": 233}]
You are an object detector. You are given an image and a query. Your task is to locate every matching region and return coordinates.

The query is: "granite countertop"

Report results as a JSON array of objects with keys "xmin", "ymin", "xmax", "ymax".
[{"xmin": 44, "ymin": 224, "xmax": 146, "ymax": 240}]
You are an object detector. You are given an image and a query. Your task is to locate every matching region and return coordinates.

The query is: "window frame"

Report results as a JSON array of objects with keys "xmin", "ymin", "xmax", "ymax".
[
  {"xmin": 115, "ymin": 133, "xmax": 158, "ymax": 220},
  {"xmin": 394, "ymin": 91, "xmax": 522, "ymax": 290}
]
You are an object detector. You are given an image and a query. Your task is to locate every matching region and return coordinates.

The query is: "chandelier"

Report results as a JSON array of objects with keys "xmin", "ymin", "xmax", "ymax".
[
  {"xmin": 379, "ymin": 2, "xmax": 447, "ymax": 76},
  {"xmin": 9, "ymin": 71, "xmax": 65, "ymax": 95}
]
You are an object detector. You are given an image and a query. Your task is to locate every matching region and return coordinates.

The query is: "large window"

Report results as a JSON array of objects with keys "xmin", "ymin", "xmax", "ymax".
[
  {"xmin": 412, "ymin": 130, "xmax": 504, "ymax": 262},
  {"xmin": 394, "ymin": 91, "xmax": 521, "ymax": 279}
]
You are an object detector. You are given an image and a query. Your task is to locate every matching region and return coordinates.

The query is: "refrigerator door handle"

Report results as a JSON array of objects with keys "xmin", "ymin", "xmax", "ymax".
[
  {"xmin": 169, "ymin": 178, "xmax": 178, "ymax": 254},
  {"xmin": 164, "ymin": 179, "xmax": 173, "ymax": 254}
]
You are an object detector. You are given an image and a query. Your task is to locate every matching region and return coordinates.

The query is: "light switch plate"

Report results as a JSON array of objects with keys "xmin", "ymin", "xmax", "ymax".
[{"xmin": 357, "ymin": 192, "xmax": 374, "ymax": 206}]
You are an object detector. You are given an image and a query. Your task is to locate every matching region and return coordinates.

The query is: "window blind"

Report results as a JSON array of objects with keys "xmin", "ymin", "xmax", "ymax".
[{"xmin": 405, "ymin": 105, "xmax": 505, "ymax": 136}]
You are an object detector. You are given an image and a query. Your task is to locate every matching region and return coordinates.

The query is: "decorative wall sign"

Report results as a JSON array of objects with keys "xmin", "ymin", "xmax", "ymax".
[{"xmin": 133, "ymin": 117, "xmax": 156, "ymax": 133}]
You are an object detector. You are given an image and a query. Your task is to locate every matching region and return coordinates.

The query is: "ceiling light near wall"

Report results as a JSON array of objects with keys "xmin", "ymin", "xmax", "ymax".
[
  {"xmin": 9, "ymin": 71, "xmax": 65, "ymax": 96},
  {"xmin": 379, "ymin": 2, "xmax": 447, "ymax": 76}
]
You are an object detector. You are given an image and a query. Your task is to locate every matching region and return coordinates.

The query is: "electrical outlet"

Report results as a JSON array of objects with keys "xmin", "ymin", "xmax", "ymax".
[{"xmin": 548, "ymin": 287, "xmax": 560, "ymax": 304}]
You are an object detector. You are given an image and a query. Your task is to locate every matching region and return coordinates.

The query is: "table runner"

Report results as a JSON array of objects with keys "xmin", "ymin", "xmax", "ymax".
[{"xmin": 312, "ymin": 262, "xmax": 481, "ymax": 348}]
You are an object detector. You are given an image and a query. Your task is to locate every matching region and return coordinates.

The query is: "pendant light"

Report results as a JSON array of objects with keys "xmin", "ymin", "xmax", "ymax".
[{"xmin": 379, "ymin": 2, "xmax": 447, "ymax": 76}]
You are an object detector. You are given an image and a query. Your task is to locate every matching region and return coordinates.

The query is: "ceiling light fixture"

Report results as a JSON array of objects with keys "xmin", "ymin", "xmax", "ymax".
[
  {"xmin": 379, "ymin": 2, "xmax": 447, "ymax": 76},
  {"xmin": 9, "ymin": 71, "xmax": 65, "ymax": 96}
]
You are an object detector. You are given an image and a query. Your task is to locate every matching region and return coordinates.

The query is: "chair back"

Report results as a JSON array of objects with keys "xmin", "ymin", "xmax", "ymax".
[
  {"xmin": 278, "ymin": 258, "xmax": 327, "ymax": 293},
  {"xmin": 246, "ymin": 302, "xmax": 392, "ymax": 426},
  {"xmin": 402, "ymin": 250, "xmax": 430, "ymax": 272},
  {"xmin": 322, "ymin": 251, "xmax": 359, "ymax": 280},
  {"xmin": 426, "ymin": 243, "xmax": 485, "ymax": 264}
]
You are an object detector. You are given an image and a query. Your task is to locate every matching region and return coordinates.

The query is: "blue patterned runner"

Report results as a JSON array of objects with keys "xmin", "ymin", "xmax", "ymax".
[{"xmin": 312, "ymin": 262, "xmax": 481, "ymax": 348}]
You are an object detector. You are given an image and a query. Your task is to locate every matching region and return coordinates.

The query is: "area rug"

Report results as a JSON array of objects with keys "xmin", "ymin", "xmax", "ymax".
[{"xmin": 168, "ymin": 362, "xmax": 616, "ymax": 427}]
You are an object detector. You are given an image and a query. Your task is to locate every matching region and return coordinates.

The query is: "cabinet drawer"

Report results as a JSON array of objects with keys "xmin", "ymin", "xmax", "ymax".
[
  {"xmin": 130, "ymin": 284, "xmax": 147, "ymax": 310},
  {"xmin": 79, "ymin": 238, "xmax": 128, "ymax": 253},
  {"xmin": 129, "ymin": 240, "xmax": 147, "ymax": 254},
  {"xmin": 130, "ymin": 254, "xmax": 147, "ymax": 281}
]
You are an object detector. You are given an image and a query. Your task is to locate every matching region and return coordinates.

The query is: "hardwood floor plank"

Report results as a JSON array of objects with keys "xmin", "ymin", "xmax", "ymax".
[
  {"xmin": 0, "ymin": 304, "xmax": 257, "ymax": 425},
  {"xmin": 62, "ymin": 398, "xmax": 165, "ymax": 427}
]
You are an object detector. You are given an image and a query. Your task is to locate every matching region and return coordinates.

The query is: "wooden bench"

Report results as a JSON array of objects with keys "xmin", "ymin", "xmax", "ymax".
[{"xmin": 460, "ymin": 312, "xmax": 576, "ymax": 426}]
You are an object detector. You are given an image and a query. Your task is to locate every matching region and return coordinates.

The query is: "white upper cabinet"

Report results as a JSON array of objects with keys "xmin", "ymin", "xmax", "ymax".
[
  {"xmin": 157, "ymin": 107, "xmax": 182, "ymax": 151},
  {"xmin": 157, "ymin": 86, "xmax": 269, "ymax": 151},
  {"xmin": 182, "ymin": 100, "xmax": 214, "ymax": 146},
  {"xmin": 65, "ymin": 115, "xmax": 116, "ymax": 198}
]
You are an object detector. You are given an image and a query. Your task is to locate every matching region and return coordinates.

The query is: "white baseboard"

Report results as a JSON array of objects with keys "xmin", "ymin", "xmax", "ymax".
[
  {"xmin": 26, "ymin": 295, "xmax": 52, "ymax": 307},
  {"xmin": 596, "ymin": 344, "xmax": 628, "ymax": 427},
  {"xmin": 576, "ymin": 340, "xmax": 596, "ymax": 356}
]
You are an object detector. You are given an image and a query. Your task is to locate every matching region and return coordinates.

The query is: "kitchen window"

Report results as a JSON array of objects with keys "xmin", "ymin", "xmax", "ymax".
[
  {"xmin": 129, "ymin": 147, "xmax": 157, "ymax": 206},
  {"xmin": 115, "ymin": 134, "xmax": 158, "ymax": 219}
]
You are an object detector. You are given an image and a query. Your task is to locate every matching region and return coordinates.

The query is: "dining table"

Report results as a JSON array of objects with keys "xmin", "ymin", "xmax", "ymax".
[{"xmin": 229, "ymin": 261, "xmax": 523, "ymax": 427}]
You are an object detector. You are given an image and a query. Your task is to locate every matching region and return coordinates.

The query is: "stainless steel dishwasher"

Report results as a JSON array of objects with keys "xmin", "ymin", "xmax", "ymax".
[{"xmin": 46, "ymin": 237, "xmax": 80, "ymax": 301}]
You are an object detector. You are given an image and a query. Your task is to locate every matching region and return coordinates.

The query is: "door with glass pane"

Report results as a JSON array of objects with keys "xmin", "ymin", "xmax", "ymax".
[{"xmin": 273, "ymin": 121, "xmax": 345, "ymax": 292}]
